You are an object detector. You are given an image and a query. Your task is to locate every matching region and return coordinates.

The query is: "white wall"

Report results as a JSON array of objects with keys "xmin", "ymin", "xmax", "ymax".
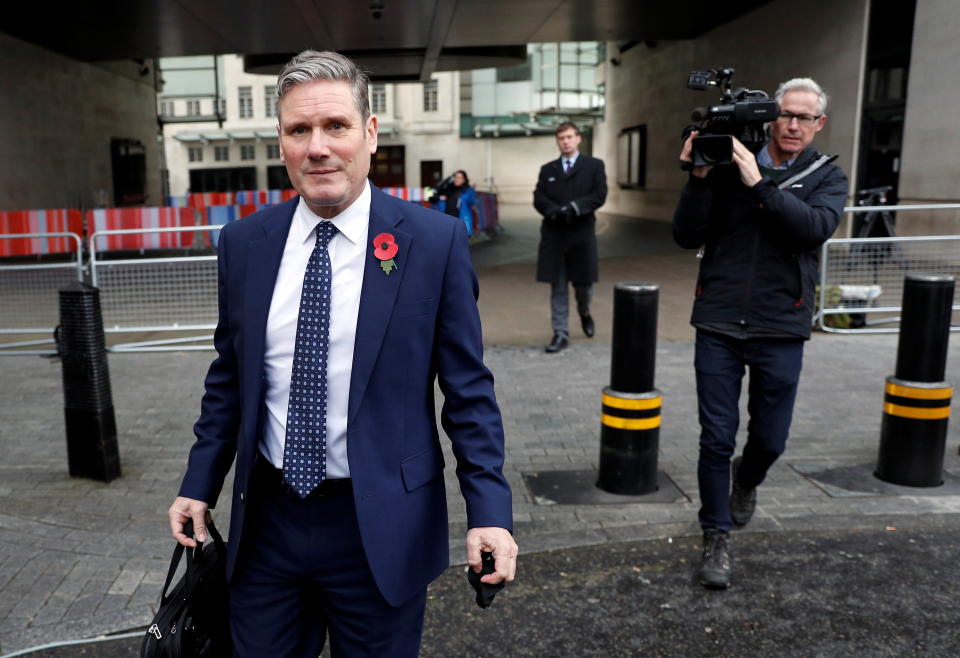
[
  {"xmin": 595, "ymin": 0, "xmax": 869, "ymax": 223},
  {"xmin": 0, "ymin": 33, "xmax": 162, "ymax": 210}
]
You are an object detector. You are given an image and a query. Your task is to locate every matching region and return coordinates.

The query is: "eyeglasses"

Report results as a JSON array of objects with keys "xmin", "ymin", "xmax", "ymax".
[{"xmin": 776, "ymin": 112, "xmax": 822, "ymax": 126}]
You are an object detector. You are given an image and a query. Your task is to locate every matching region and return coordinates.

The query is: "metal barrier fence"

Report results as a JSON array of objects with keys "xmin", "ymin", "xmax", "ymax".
[
  {"xmin": 819, "ymin": 204, "xmax": 960, "ymax": 333},
  {"xmin": 0, "ymin": 232, "xmax": 84, "ymax": 355},
  {"xmin": 90, "ymin": 225, "xmax": 221, "ymax": 352}
]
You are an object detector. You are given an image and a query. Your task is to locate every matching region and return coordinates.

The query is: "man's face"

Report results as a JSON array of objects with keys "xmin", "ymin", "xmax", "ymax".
[
  {"xmin": 278, "ymin": 80, "xmax": 378, "ymax": 218},
  {"xmin": 769, "ymin": 90, "xmax": 826, "ymax": 162},
  {"xmin": 556, "ymin": 128, "xmax": 581, "ymax": 158}
]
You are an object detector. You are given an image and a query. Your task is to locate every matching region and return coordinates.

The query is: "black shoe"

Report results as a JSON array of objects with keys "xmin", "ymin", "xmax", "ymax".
[
  {"xmin": 544, "ymin": 333, "xmax": 568, "ymax": 353},
  {"xmin": 699, "ymin": 529, "xmax": 732, "ymax": 589},
  {"xmin": 580, "ymin": 313, "xmax": 595, "ymax": 338},
  {"xmin": 730, "ymin": 456, "xmax": 757, "ymax": 527}
]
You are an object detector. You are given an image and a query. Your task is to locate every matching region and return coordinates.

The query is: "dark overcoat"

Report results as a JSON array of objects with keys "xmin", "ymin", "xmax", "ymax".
[{"xmin": 534, "ymin": 154, "xmax": 608, "ymax": 284}]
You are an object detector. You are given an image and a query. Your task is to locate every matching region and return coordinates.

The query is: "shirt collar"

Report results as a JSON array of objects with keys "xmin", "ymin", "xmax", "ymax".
[
  {"xmin": 293, "ymin": 180, "xmax": 371, "ymax": 246},
  {"xmin": 757, "ymin": 142, "xmax": 796, "ymax": 170},
  {"xmin": 562, "ymin": 152, "xmax": 580, "ymax": 168}
]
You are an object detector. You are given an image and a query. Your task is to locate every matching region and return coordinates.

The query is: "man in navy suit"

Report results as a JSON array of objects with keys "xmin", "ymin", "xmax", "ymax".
[{"xmin": 167, "ymin": 50, "xmax": 517, "ymax": 657}]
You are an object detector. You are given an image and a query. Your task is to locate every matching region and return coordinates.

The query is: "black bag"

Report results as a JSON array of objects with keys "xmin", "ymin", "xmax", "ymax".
[{"xmin": 141, "ymin": 520, "xmax": 232, "ymax": 657}]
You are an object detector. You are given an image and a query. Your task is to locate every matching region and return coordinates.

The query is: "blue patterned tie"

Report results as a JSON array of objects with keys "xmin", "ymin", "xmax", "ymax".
[{"xmin": 283, "ymin": 220, "xmax": 338, "ymax": 498}]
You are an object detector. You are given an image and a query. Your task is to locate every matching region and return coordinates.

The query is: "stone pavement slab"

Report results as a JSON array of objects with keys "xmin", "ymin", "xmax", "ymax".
[
  {"xmin": 18, "ymin": 524, "xmax": 960, "ymax": 657},
  {"xmin": 2, "ymin": 333, "xmax": 958, "ymax": 653}
]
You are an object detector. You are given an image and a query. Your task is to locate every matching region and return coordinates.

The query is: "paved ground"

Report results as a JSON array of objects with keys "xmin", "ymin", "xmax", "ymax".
[{"xmin": 1, "ymin": 207, "xmax": 959, "ymax": 656}]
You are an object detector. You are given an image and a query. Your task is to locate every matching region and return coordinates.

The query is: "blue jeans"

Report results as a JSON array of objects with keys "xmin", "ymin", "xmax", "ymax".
[{"xmin": 694, "ymin": 331, "xmax": 804, "ymax": 532}]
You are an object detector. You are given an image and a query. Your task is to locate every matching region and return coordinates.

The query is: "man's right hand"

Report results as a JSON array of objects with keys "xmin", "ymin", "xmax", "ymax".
[
  {"xmin": 681, "ymin": 130, "xmax": 711, "ymax": 179},
  {"xmin": 168, "ymin": 496, "xmax": 211, "ymax": 548}
]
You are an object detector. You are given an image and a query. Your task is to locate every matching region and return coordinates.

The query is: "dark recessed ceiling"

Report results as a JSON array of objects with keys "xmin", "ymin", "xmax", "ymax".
[{"xmin": 1, "ymin": 0, "xmax": 771, "ymax": 80}]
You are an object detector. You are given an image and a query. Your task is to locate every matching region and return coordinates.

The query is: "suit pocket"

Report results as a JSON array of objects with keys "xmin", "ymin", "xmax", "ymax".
[
  {"xmin": 400, "ymin": 446, "xmax": 445, "ymax": 492},
  {"xmin": 392, "ymin": 298, "xmax": 434, "ymax": 319}
]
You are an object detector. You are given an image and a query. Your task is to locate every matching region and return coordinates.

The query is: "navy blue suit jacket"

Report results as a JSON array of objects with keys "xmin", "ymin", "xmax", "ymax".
[{"xmin": 178, "ymin": 185, "xmax": 513, "ymax": 606}]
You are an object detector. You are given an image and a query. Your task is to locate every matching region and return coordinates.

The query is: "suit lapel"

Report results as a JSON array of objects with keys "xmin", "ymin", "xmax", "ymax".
[
  {"xmin": 348, "ymin": 187, "xmax": 410, "ymax": 426},
  {"xmin": 243, "ymin": 201, "xmax": 295, "ymax": 413}
]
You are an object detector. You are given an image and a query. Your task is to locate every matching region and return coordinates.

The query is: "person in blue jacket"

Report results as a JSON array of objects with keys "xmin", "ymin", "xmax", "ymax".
[{"xmin": 434, "ymin": 170, "xmax": 477, "ymax": 236}]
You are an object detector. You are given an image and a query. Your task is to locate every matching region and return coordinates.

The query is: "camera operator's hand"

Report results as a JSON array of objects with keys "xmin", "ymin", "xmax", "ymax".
[
  {"xmin": 731, "ymin": 137, "xmax": 763, "ymax": 188},
  {"xmin": 680, "ymin": 130, "xmax": 711, "ymax": 178}
]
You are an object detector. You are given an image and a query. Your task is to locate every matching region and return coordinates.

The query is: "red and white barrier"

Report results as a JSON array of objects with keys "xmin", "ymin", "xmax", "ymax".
[
  {"xmin": 88, "ymin": 207, "xmax": 196, "ymax": 251},
  {"xmin": 0, "ymin": 209, "xmax": 83, "ymax": 257}
]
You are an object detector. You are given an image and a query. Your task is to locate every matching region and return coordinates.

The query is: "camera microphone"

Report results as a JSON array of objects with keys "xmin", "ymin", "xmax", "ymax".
[{"xmin": 691, "ymin": 107, "xmax": 708, "ymax": 122}]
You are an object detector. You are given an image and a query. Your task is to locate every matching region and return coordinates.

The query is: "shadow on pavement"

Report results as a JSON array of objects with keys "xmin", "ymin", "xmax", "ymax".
[{"xmin": 19, "ymin": 526, "xmax": 959, "ymax": 657}]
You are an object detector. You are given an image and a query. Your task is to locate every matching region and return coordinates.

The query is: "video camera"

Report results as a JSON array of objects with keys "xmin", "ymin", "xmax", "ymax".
[{"xmin": 683, "ymin": 67, "xmax": 779, "ymax": 168}]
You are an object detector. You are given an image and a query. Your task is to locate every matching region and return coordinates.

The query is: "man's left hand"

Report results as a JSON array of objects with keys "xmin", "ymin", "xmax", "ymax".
[
  {"xmin": 731, "ymin": 137, "xmax": 763, "ymax": 188},
  {"xmin": 466, "ymin": 527, "xmax": 518, "ymax": 584}
]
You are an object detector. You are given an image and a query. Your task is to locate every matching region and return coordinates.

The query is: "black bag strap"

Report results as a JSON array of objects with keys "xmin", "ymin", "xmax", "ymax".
[{"xmin": 160, "ymin": 519, "xmax": 226, "ymax": 605}]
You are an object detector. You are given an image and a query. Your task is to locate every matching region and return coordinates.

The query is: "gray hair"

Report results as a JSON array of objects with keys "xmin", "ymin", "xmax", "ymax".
[
  {"xmin": 775, "ymin": 78, "xmax": 828, "ymax": 115},
  {"xmin": 276, "ymin": 50, "xmax": 371, "ymax": 122}
]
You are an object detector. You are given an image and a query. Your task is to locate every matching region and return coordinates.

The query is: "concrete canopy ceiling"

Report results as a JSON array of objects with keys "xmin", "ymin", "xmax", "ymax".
[{"xmin": 1, "ymin": 0, "xmax": 771, "ymax": 81}]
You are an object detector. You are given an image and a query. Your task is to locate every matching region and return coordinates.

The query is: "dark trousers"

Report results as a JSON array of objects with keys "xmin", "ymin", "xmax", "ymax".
[
  {"xmin": 229, "ymin": 460, "xmax": 426, "ymax": 658},
  {"xmin": 694, "ymin": 331, "xmax": 804, "ymax": 532},
  {"xmin": 549, "ymin": 261, "xmax": 592, "ymax": 337}
]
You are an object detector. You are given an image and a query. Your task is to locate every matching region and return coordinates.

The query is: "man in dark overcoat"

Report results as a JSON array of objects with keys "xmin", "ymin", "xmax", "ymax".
[{"xmin": 533, "ymin": 121, "xmax": 608, "ymax": 353}]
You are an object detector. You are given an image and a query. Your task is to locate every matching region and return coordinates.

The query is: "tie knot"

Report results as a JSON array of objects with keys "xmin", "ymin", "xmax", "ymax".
[{"xmin": 315, "ymin": 221, "xmax": 338, "ymax": 248}]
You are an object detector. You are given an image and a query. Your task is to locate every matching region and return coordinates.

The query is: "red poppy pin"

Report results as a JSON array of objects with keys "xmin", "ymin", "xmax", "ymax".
[{"xmin": 373, "ymin": 232, "xmax": 399, "ymax": 275}]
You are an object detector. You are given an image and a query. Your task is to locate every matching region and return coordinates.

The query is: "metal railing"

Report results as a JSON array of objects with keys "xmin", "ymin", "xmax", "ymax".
[
  {"xmin": 818, "ymin": 204, "xmax": 960, "ymax": 334},
  {"xmin": 0, "ymin": 232, "xmax": 84, "ymax": 355},
  {"xmin": 89, "ymin": 225, "xmax": 221, "ymax": 351}
]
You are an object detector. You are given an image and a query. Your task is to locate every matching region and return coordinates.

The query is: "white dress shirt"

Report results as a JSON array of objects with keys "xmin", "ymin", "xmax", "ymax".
[{"xmin": 260, "ymin": 181, "xmax": 370, "ymax": 478}]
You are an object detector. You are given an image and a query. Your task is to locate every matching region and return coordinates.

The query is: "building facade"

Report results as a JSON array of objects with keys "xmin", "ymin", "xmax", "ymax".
[
  {"xmin": 593, "ymin": 0, "xmax": 960, "ymax": 235},
  {"xmin": 158, "ymin": 45, "xmax": 605, "ymax": 205}
]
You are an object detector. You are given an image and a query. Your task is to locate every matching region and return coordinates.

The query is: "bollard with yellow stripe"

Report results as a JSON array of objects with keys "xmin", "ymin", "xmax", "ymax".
[
  {"xmin": 597, "ymin": 387, "xmax": 661, "ymax": 495},
  {"xmin": 876, "ymin": 376, "xmax": 953, "ymax": 486}
]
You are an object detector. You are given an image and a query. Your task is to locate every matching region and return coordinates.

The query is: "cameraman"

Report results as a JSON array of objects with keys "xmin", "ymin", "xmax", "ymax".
[{"xmin": 673, "ymin": 78, "xmax": 848, "ymax": 589}]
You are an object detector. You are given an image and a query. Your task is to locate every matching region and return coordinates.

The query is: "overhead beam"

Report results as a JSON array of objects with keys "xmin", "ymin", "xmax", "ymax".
[{"xmin": 420, "ymin": 0, "xmax": 459, "ymax": 82}]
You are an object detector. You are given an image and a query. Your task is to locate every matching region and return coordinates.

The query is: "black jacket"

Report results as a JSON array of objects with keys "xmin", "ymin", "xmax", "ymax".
[
  {"xmin": 672, "ymin": 146, "xmax": 848, "ymax": 339},
  {"xmin": 534, "ymin": 154, "xmax": 607, "ymax": 284}
]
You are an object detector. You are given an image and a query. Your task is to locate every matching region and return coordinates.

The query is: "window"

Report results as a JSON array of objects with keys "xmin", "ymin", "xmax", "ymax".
[
  {"xmin": 371, "ymin": 84, "xmax": 387, "ymax": 113},
  {"xmin": 159, "ymin": 100, "xmax": 174, "ymax": 117},
  {"xmin": 616, "ymin": 125, "xmax": 646, "ymax": 189},
  {"xmin": 422, "ymin": 80, "xmax": 438, "ymax": 112},
  {"xmin": 218, "ymin": 97, "xmax": 227, "ymax": 117},
  {"xmin": 186, "ymin": 99, "xmax": 201, "ymax": 115},
  {"xmin": 214, "ymin": 145, "xmax": 229, "ymax": 161},
  {"xmin": 264, "ymin": 86, "xmax": 277, "ymax": 117},
  {"xmin": 266, "ymin": 143, "xmax": 280, "ymax": 159},
  {"xmin": 240, "ymin": 144, "xmax": 255, "ymax": 161},
  {"xmin": 496, "ymin": 63, "xmax": 531, "ymax": 82},
  {"xmin": 238, "ymin": 86, "xmax": 253, "ymax": 118},
  {"xmin": 188, "ymin": 147, "xmax": 203, "ymax": 162}
]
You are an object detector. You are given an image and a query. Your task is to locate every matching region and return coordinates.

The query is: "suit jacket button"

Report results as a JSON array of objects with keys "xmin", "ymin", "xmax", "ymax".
[{"xmin": 240, "ymin": 492, "xmax": 245, "ymax": 503}]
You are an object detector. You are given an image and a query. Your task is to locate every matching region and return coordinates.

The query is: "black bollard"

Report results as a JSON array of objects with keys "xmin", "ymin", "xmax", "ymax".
[
  {"xmin": 59, "ymin": 282, "xmax": 121, "ymax": 482},
  {"xmin": 875, "ymin": 275, "xmax": 954, "ymax": 487},
  {"xmin": 597, "ymin": 283, "xmax": 661, "ymax": 495}
]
